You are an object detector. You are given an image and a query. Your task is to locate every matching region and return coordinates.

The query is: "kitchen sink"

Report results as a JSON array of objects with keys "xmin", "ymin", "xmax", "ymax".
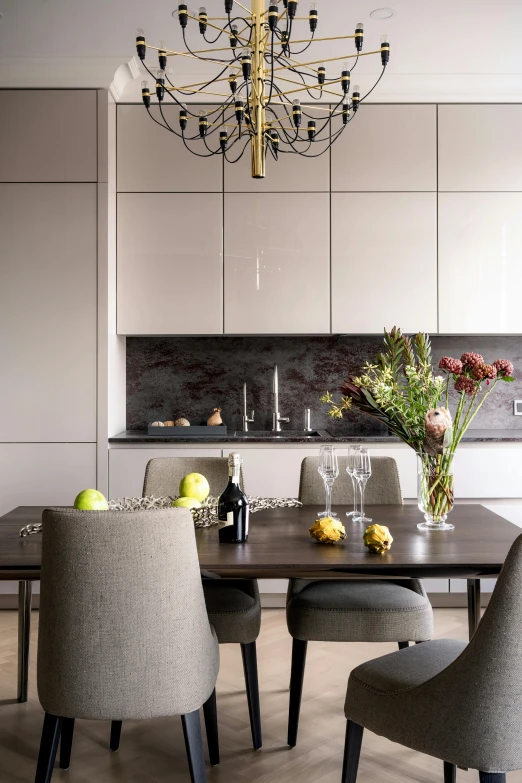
[{"xmin": 233, "ymin": 430, "xmax": 329, "ymax": 439}]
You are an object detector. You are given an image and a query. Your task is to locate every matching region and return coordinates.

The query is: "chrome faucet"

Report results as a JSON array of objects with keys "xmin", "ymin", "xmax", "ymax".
[
  {"xmin": 242, "ymin": 382, "xmax": 255, "ymax": 431},
  {"xmin": 272, "ymin": 365, "xmax": 289, "ymax": 432}
]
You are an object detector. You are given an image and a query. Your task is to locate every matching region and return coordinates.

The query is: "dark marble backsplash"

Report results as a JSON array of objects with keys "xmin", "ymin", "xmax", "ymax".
[{"xmin": 126, "ymin": 335, "xmax": 522, "ymax": 434}]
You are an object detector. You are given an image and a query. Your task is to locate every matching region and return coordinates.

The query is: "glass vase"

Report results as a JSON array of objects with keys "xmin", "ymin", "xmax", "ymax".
[{"xmin": 417, "ymin": 453, "xmax": 455, "ymax": 531}]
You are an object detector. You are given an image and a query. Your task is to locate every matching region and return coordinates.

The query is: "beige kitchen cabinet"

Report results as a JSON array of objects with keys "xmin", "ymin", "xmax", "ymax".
[
  {"xmin": 438, "ymin": 193, "xmax": 522, "ymax": 333},
  {"xmin": 117, "ymin": 193, "xmax": 223, "ymax": 334},
  {"xmin": 438, "ymin": 105, "xmax": 522, "ymax": 191},
  {"xmin": 117, "ymin": 104, "xmax": 222, "ymax": 193},
  {"xmin": 331, "ymin": 104, "xmax": 436, "ymax": 192},
  {"xmin": 0, "ymin": 90, "xmax": 97, "ymax": 183},
  {"xmin": 331, "ymin": 192, "xmax": 437, "ymax": 334},
  {"xmin": 224, "ymin": 192, "xmax": 330, "ymax": 334},
  {"xmin": 0, "ymin": 183, "xmax": 97, "ymax": 442}
]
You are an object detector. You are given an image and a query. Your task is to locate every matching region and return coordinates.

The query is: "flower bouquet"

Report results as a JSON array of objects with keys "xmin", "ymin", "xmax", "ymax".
[{"xmin": 322, "ymin": 328, "xmax": 515, "ymax": 530}]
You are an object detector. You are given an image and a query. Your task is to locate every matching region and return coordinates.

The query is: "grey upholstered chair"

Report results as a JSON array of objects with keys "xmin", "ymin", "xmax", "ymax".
[
  {"xmin": 141, "ymin": 457, "xmax": 262, "ymax": 750},
  {"xmin": 286, "ymin": 456, "xmax": 433, "ymax": 747},
  {"xmin": 342, "ymin": 532, "xmax": 522, "ymax": 783},
  {"xmin": 35, "ymin": 507, "xmax": 219, "ymax": 783}
]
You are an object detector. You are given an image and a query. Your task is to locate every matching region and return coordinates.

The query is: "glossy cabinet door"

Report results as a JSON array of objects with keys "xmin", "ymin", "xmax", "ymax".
[
  {"xmin": 0, "ymin": 183, "xmax": 97, "ymax": 442},
  {"xmin": 224, "ymin": 193, "xmax": 330, "ymax": 334},
  {"xmin": 117, "ymin": 193, "xmax": 223, "ymax": 334},
  {"xmin": 331, "ymin": 105, "xmax": 436, "ymax": 192},
  {"xmin": 117, "ymin": 105, "xmax": 222, "ymax": 192},
  {"xmin": 224, "ymin": 107, "xmax": 330, "ymax": 193},
  {"xmin": 438, "ymin": 105, "xmax": 522, "ymax": 191},
  {"xmin": 438, "ymin": 193, "xmax": 522, "ymax": 333},
  {"xmin": 0, "ymin": 90, "xmax": 97, "ymax": 183},
  {"xmin": 331, "ymin": 193, "xmax": 437, "ymax": 334}
]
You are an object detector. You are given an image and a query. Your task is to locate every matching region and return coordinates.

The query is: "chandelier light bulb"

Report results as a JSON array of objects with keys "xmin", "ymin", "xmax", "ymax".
[
  {"xmin": 135, "ymin": 29, "xmax": 146, "ymax": 60},
  {"xmin": 199, "ymin": 7, "xmax": 207, "ymax": 34},
  {"xmin": 310, "ymin": 2, "xmax": 317, "ymax": 9},
  {"xmin": 380, "ymin": 34, "xmax": 390, "ymax": 65},
  {"xmin": 136, "ymin": 28, "xmax": 145, "ymax": 37},
  {"xmin": 141, "ymin": 80, "xmax": 150, "ymax": 108},
  {"xmin": 179, "ymin": 103, "xmax": 188, "ymax": 130},
  {"xmin": 292, "ymin": 98, "xmax": 302, "ymax": 128},
  {"xmin": 355, "ymin": 21, "xmax": 364, "ymax": 51},
  {"xmin": 158, "ymin": 40, "xmax": 167, "ymax": 69},
  {"xmin": 381, "ymin": 33, "xmax": 388, "ymax": 43}
]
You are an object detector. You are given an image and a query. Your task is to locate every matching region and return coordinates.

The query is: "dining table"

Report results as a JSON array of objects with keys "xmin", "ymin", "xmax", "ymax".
[{"xmin": 0, "ymin": 503, "xmax": 520, "ymax": 705}]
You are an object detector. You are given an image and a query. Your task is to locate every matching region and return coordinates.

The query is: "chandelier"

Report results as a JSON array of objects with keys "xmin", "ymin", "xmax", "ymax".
[{"xmin": 135, "ymin": 0, "xmax": 390, "ymax": 178}]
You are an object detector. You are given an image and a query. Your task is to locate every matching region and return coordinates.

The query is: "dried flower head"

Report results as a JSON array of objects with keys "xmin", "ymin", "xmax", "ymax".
[
  {"xmin": 471, "ymin": 362, "xmax": 497, "ymax": 381},
  {"xmin": 460, "ymin": 352, "xmax": 484, "ymax": 370},
  {"xmin": 493, "ymin": 359, "xmax": 514, "ymax": 378},
  {"xmin": 439, "ymin": 356, "xmax": 463, "ymax": 374},
  {"xmin": 455, "ymin": 375, "xmax": 478, "ymax": 395}
]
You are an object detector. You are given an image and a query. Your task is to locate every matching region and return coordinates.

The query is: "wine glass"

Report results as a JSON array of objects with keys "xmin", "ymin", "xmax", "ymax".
[
  {"xmin": 355, "ymin": 448, "xmax": 372, "ymax": 523},
  {"xmin": 318, "ymin": 445, "xmax": 339, "ymax": 519},
  {"xmin": 346, "ymin": 445, "xmax": 362, "ymax": 519}
]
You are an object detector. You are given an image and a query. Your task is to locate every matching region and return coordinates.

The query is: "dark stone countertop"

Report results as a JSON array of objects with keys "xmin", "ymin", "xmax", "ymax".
[{"xmin": 109, "ymin": 429, "xmax": 522, "ymax": 444}]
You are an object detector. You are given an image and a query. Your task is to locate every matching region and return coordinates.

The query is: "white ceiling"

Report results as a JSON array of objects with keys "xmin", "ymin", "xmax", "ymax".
[{"xmin": 1, "ymin": 0, "xmax": 522, "ymax": 101}]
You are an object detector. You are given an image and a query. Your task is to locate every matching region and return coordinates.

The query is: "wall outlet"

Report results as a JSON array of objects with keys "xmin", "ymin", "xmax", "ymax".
[{"xmin": 514, "ymin": 401, "xmax": 522, "ymax": 416}]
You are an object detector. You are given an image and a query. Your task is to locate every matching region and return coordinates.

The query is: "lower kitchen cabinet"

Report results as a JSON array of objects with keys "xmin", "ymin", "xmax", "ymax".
[
  {"xmin": 0, "ymin": 443, "xmax": 96, "ymax": 517},
  {"xmin": 108, "ymin": 447, "xmax": 222, "ymax": 499}
]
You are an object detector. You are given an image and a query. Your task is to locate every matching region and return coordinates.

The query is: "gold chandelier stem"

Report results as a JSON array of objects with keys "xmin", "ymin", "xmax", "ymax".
[{"xmin": 251, "ymin": 0, "xmax": 266, "ymax": 178}]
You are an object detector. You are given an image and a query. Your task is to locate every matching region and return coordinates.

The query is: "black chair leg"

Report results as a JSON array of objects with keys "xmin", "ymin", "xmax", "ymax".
[
  {"xmin": 202, "ymin": 689, "xmax": 219, "ymax": 765},
  {"xmin": 287, "ymin": 638, "xmax": 308, "ymax": 748},
  {"xmin": 241, "ymin": 641, "xmax": 262, "ymax": 750},
  {"xmin": 443, "ymin": 761, "xmax": 456, "ymax": 782},
  {"xmin": 110, "ymin": 720, "xmax": 122, "ymax": 752},
  {"xmin": 181, "ymin": 710, "xmax": 207, "ymax": 783},
  {"xmin": 59, "ymin": 718, "xmax": 75, "ymax": 770},
  {"xmin": 479, "ymin": 774, "xmax": 506, "ymax": 782},
  {"xmin": 398, "ymin": 641, "xmax": 409, "ymax": 650},
  {"xmin": 341, "ymin": 720, "xmax": 364, "ymax": 783},
  {"xmin": 35, "ymin": 713, "xmax": 62, "ymax": 783}
]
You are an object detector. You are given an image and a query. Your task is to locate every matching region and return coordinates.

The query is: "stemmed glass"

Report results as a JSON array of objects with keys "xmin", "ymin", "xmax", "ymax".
[
  {"xmin": 346, "ymin": 445, "xmax": 361, "ymax": 519},
  {"xmin": 318, "ymin": 445, "xmax": 339, "ymax": 519},
  {"xmin": 355, "ymin": 448, "xmax": 372, "ymax": 523}
]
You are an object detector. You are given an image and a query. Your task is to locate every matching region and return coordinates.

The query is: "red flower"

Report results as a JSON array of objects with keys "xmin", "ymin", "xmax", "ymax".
[
  {"xmin": 471, "ymin": 363, "xmax": 497, "ymax": 381},
  {"xmin": 439, "ymin": 356, "xmax": 463, "ymax": 374},
  {"xmin": 455, "ymin": 375, "xmax": 478, "ymax": 395},
  {"xmin": 493, "ymin": 359, "xmax": 514, "ymax": 378},
  {"xmin": 461, "ymin": 352, "xmax": 484, "ymax": 370}
]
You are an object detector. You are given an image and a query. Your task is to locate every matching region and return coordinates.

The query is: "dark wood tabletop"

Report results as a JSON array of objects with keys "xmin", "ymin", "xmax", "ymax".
[{"xmin": 0, "ymin": 504, "xmax": 520, "ymax": 580}]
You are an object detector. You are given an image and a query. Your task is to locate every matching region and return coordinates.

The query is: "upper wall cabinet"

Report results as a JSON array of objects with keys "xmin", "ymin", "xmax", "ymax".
[
  {"xmin": 331, "ymin": 193, "xmax": 437, "ymax": 334},
  {"xmin": 438, "ymin": 193, "xmax": 522, "ymax": 334},
  {"xmin": 117, "ymin": 193, "xmax": 223, "ymax": 334},
  {"xmin": 331, "ymin": 105, "xmax": 436, "ymax": 192},
  {"xmin": 0, "ymin": 184, "xmax": 97, "ymax": 441},
  {"xmin": 0, "ymin": 90, "xmax": 97, "ymax": 182},
  {"xmin": 438, "ymin": 105, "xmax": 522, "ymax": 191},
  {"xmin": 224, "ymin": 107, "xmax": 330, "ymax": 193},
  {"xmin": 117, "ymin": 105, "xmax": 222, "ymax": 192},
  {"xmin": 224, "ymin": 193, "xmax": 330, "ymax": 334}
]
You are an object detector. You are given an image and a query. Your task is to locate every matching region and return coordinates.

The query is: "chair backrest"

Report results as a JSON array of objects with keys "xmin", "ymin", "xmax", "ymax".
[
  {"xmin": 143, "ymin": 456, "xmax": 245, "ymax": 498},
  {"xmin": 37, "ymin": 508, "xmax": 219, "ymax": 721},
  {"xmin": 405, "ymin": 532, "xmax": 522, "ymax": 772},
  {"xmin": 298, "ymin": 455, "xmax": 402, "ymax": 505}
]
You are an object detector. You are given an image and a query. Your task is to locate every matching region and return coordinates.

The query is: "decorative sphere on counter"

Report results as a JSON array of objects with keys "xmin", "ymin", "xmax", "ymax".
[
  {"xmin": 151, "ymin": 421, "xmax": 165, "ymax": 427},
  {"xmin": 309, "ymin": 516, "xmax": 347, "ymax": 544},
  {"xmin": 363, "ymin": 524, "xmax": 393, "ymax": 554},
  {"xmin": 174, "ymin": 417, "xmax": 190, "ymax": 426},
  {"xmin": 164, "ymin": 421, "xmax": 175, "ymax": 426}
]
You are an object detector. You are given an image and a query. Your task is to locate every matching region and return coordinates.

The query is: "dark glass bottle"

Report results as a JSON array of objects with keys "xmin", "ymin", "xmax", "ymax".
[{"xmin": 218, "ymin": 452, "xmax": 249, "ymax": 543}]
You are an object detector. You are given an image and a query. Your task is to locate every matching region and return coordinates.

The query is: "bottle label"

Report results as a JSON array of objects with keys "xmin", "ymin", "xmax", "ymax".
[{"xmin": 218, "ymin": 511, "xmax": 235, "ymax": 529}]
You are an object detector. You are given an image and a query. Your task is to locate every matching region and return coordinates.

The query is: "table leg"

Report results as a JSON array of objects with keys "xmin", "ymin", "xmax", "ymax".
[
  {"xmin": 18, "ymin": 580, "xmax": 33, "ymax": 703},
  {"xmin": 467, "ymin": 579, "xmax": 481, "ymax": 640}
]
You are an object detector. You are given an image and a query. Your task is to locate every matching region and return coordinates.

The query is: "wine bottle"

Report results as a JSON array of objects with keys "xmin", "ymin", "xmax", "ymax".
[{"xmin": 218, "ymin": 452, "xmax": 249, "ymax": 543}]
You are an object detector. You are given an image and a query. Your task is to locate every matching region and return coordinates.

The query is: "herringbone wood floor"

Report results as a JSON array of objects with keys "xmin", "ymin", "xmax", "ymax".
[{"xmin": 0, "ymin": 608, "xmax": 520, "ymax": 783}]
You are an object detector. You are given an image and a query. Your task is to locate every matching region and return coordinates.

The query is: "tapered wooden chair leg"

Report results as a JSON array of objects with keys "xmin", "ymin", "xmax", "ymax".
[
  {"xmin": 479, "ymin": 774, "xmax": 506, "ymax": 782},
  {"xmin": 202, "ymin": 689, "xmax": 219, "ymax": 765},
  {"xmin": 241, "ymin": 641, "xmax": 262, "ymax": 750},
  {"xmin": 110, "ymin": 720, "xmax": 122, "ymax": 752},
  {"xmin": 35, "ymin": 713, "xmax": 62, "ymax": 783},
  {"xmin": 59, "ymin": 718, "xmax": 75, "ymax": 769},
  {"xmin": 398, "ymin": 641, "xmax": 409, "ymax": 650},
  {"xmin": 341, "ymin": 720, "xmax": 364, "ymax": 783},
  {"xmin": 287, "ymin": 638, "xmax": 308, "ymax": 747},
  {"xmin": 181, "ymin": 710, "xmax": 207, "ymax": 783},
  {"xmin": 443, "ymin": 761, "xmax": 456, "ymax": 782}
]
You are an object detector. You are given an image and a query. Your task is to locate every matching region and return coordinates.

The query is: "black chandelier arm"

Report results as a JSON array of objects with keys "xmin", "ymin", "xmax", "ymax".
[
  {"xmin": 360, "ymin": 66, "xmax": 386, "ymax": 101},
  {"xmin": 224, "ymin": 136, "xmax": 251, "ymax": 164},
  {"xmin": 181, "ymin": 131, "xmax": 222, "ymax": 157},
  {"xmin": 284, "ymin": 30, "xmax": 315, "ymax": 57},
  {"xmin": 171, "ymin": 65, "xmax": 230, "ymax": 96},
  {"xmin": 146, "ymin": 106, "xmax": 203, "ymax": 142},
  {"xmin": 182, "ymin": 28, "xmax": 236, "ymax": 63}
]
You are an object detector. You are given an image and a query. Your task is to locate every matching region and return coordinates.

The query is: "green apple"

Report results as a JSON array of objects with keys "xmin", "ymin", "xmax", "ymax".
[
  {"xmin": 74, "ymin": 489, "xmax": 108, "ymax": 510},
  {"xmin": 179, "ymin": 473, "xmax": 210, "ymax": 502},
  {"xmin": 172, "ymin": 497, "xmax": 202, "ymax": 509}
]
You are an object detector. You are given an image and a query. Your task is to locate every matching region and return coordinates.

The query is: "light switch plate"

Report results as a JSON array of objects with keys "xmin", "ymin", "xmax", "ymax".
[{"xmin": 514, "ymin": 400, "xmax": 522, "ymax": 416}]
